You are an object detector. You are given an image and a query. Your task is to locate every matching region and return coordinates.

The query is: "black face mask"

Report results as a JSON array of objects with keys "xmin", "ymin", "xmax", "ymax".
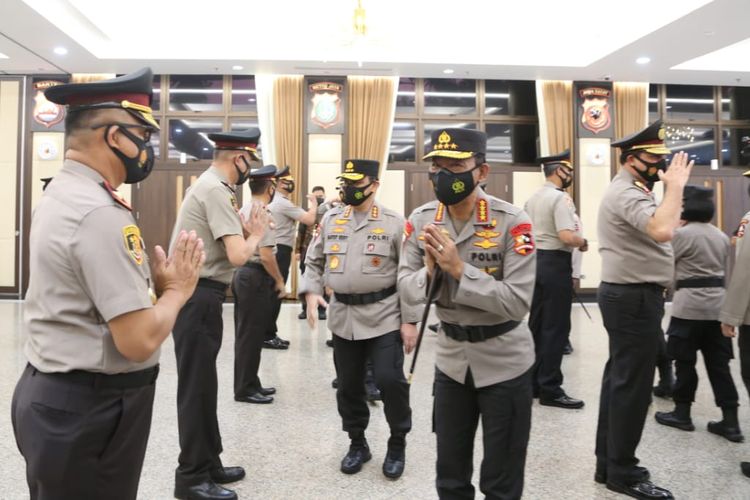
[
  {"xmin": 105, "ymin": 125, "xmax": 155, "ymax": 184},
  {"xmin": 633, "ymin": 154, "xmax": 667, "ymax": 184},
  {"xmin": 315, "ymin": 196, "xmax": 325, "ymax": 205},
  {"xmin": 282, "ymin": 180, "xmax": 295, "ymax": 193},
  {"xmin": 556, "ymin": 169, "xmax": 573, "ymax": 189},
  {"xmin": 234, "ymin": 156, "xmax": 251, "ymax": 186},
  {"xmin": 341, "ymin": 182, "xmax": 373, "ymax": 206},
  {"xmin": 429, "ymin": 166, "xmax": 479, "ymax": 206}
]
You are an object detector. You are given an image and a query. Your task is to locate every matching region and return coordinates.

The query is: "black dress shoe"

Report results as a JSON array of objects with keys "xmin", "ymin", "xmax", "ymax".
[
  {"xmin": 297, "ymin": 310, "xmax": 307, "ymax": 320},
  {"xmin": 655, "ymin": 411, "xmax": 695, "ymax": 431},
  {"xmin": 174, "ymin": 481, "xmax": 237, "ymax": 500},
  {"xmin": 210, "ymin": 466, "xmax": 245, "ymax": 484},
  {"xmin": 594, "ymin": 465, "xmax": 650, "ymax": 485},
  {"xmin": 234, "ymin": 392, "xmax": 273, "ymax": 404},
  {"xmin": 326, "ymin": 339, "xmax": 334, "ymax": 348},
  {"xmin": 318, "ymin": 310, "xmax": 327, "ymax": 320},
  {"xmin": 707, "ymin": 420, "xmax": 744, "ymax": 442},
  {"xmin": 652, "ymin": 384, "xmax": 673, "ymax": 399},
  {"xmin": 366, "ymin": 384, "xmax": 382, "ymax": 402},
  {"xmin": 741, "ymin": 461, "xmax": 750, "ymax": 478},
  {"xmin": 539, "ymin": 394, "xmax": 584, "ymax": 409},
  {"xmin": 606, "ymin": 480, "xmax": 674, "ymax": 499},
  {"xmin": 340, "ymin": 446, "xmax": 372, "ymax": 474},
  {"xmin": 259, "ymin": 386, "xmax": 276, "ymax": 396},
  {"xmin": 276, "ymin": 335, "xmax": 290, "ymax": 346},
  {"xmin": 262, "ymin": 338, "xmax": 289, "ymax": 350},
  {"xmin": 382, "ymin": 448, "xmax": 405, "ymax": 479}
]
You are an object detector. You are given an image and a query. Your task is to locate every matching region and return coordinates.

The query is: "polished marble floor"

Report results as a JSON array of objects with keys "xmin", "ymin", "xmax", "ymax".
[{"xmin": 1, "ymin": 300, "xmax": 749, "ymax": 499}]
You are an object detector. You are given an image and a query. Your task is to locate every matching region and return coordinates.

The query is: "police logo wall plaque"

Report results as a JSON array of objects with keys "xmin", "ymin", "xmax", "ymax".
[
  {"xmin": 31, "ymin": 79, "xmax": 67, "ymax": 131},
  {"xmin": 306, "ymin": 77, "xmax": 346, "ymax": 134}
]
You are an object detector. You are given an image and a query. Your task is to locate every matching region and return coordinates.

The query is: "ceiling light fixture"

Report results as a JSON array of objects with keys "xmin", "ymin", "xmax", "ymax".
[
  {"xmin": 232, "ymin": 65, "xmax": 243, "ymax": 70},
  {"xmin": 636, "ymin": 56, "xmax": 651, "ymax": 64},
  {"xmin": 53, "ymin": 46, "xmax": 68, "ymax": 55},
  {"xmin": 353, "ymin": 0, "xmax": 366, "ymax": 36},
  {"xmin": 0, "ymin": 52, "xmax": 8, "ymax": 59},
  {"xmin": 443, "ymin": 69, "xmax": 454, "ymax": 74}
]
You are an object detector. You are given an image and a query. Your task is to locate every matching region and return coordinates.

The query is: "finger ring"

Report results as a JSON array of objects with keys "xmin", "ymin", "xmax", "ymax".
[{"xmin": 437, "ymin": 244, "xmax": 444, "ymax": 253}]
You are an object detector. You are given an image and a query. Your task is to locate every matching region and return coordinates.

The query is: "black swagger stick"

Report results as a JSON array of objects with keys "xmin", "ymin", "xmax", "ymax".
[{"xmin": 407, "ymin": 267, "xmax": 444, "ymax": 384}]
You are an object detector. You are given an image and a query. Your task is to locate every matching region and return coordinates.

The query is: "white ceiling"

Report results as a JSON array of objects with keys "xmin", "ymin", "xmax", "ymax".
[{"xmin": 0, "ymin": 0, "xmax": 749, "ymax": 85}]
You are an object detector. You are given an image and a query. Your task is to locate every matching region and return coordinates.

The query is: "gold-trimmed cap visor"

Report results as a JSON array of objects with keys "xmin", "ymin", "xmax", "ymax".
[
  {"xmin": 422, "ymin": 149, "xmax": 475, "ymax": 160},
  {"xmin": 337, "ymin": 172, "xmax": 366, "ymax": 181}
]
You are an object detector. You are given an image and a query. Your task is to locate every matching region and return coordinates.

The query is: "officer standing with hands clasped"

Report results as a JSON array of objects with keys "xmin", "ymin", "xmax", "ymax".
[
  {"xmin": 399, "ymin": 128, "xmax": 536, "ymax": 499},
  {"xmin": 232, "ymin": 165, "xmax": 285, "ymax": 405},
  {"xmin": 171, "ymin": 129, "xmax": 269, "ymax": 500},
  {"xmin": 301, "ymin": 159, "xmax": 415, "ymax": 480},
  {"xmin": 595, "ymin": 120, "xmax": 692, "ymax": 500},
  {"xmin": 525, "ymin": 149, "xmax": 587, "ymax": 409},
  {"xmin": 11, "ymin": 68, "xmax": 206, "ymax": 500},
  {"xmin": 654, "ymin": 186, "xmax": 742, "ymax": 442},
  {"xmin": 720, "ymin": 168, "xmax": 750, "ymax": 478}
]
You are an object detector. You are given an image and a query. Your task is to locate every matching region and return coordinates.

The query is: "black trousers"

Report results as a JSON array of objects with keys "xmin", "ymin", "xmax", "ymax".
[
  {"xmin": 173, "ymin": 283, "xmax": 226, "ymax": 487},
  {"xmin": 333, "ymin": 331, "xmax": 412, "ymax": 438},
  {"xmin": 266, "ymin": 243, "xmax": 292, "ymax": 341},
  {"xmin": 529, "ymin": 249, "xmax": 573, "ymax": 398},
  {"xmin": 595, "ymin": 282, "xmax": 664, "ymax": 484},
  {"xmin": 739, "ymin": 325, "xmax": 750, "ymax": 400},
  {"xmin": 11, "ymin": 364, "xmax": 156, "ymax": 500},
  {"xmin": 233, "ymin": 265, "xmax": 275, "ymax": 397},
  {"xmin": 434, "ymin": 368, "xmax": 532, "ymax": 500},
  {"xmin": 666, "ymin": 317, "xmax": 738, "ymax": 407}
]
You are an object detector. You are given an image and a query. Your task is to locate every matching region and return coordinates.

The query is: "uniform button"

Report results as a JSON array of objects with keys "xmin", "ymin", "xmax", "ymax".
[{"xmin": 417, "ymin": 279, "xmax": 425, "ymax": 287}]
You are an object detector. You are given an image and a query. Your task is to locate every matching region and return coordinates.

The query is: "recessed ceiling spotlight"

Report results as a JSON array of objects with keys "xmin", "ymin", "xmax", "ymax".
[
  {"xmin": 232, "ymin": 65, "xmax": 243, "ymax": 70},
  {"xmin": 443, "ymin": 68, "xmax": 454, "ymax": 74},
  {"xmin": 53, "ymin": 46, "xmax": 68, "ymax": 55},
  {"xmin": 636, "ymin": 56, "xmax": 651, "ymax": 65}
]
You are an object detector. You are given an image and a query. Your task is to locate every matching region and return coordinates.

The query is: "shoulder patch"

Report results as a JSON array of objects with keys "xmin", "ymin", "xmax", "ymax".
[
  {"xmin": 122, "ymin": 225, "xmax": 144, "ymax": 265},
  {"xmin": 510, "ymin": 223, "xmax": 535, "ymax": 256}
]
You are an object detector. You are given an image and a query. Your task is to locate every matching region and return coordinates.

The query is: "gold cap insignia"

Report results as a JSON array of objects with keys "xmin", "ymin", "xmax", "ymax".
[
  {"xmin": 658, "ymin": 127, "xmax": 665, "ymax": 140},
  {"xmin": 345, "ymin": 161, "xmax": 354, "ymax": 172}
]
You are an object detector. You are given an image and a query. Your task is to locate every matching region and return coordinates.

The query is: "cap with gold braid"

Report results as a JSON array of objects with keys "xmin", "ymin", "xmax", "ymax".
[
  {"xmin": 338, "ymin": 159, "xmax": 380, "ymax": 181},
  {"xmin": 207, "ymin": 129, "xmax": 261, "ymax": 161},
  {"xmin": 44, "ymin": 67, "xmax": 159, "ymax": 130},
  {"xmin": 611, "ymin": 120, "xmax": 671, "ymax": 156},
  {"xmin": 423, "ymin": 128, "xmax": 487, "ymax": 160},
  {"xmin": 538, "ymin": 149, "xmax": 571, "ymax": 176},
  {"xmin": 273, "ymin": 165, "xmax": 293, "ymax": 181}
]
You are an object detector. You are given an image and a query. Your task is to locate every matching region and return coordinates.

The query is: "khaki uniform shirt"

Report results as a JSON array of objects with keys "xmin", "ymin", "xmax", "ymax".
[
  {"xmin": 268, "ymin": 194, "xmax": 305, "ymax": 248},
  {"xmin": 300, "ymin": 202, "xmax": 414, "ymax": 340},
  {"xmin": 598, "ymin": 169, "xmax": 673, "ymax": 288},
  {"xmin": 239, "ymin": 201, "xmax": 275, "ymax": 264},
  {"xmin": 24, "ymin": 160, "xmax": 156, "ymax": 374},
  {"xmin": 398, "ymin": 190, "xmax": 536, "ymax": 388},
  {"xmin": 524, "ymin": 181, "xmax": 579, "ymax": 251},
  {"xmin": 170, "ymin": 166, "xmax": 243, "ymax": 285},
  {"xmin": 671, "ymin": 223, "xmax": 729, "ymax": 321},
  {"xmin": 720, "ymin": 212, "xmax": 750, "ymax": 326}
]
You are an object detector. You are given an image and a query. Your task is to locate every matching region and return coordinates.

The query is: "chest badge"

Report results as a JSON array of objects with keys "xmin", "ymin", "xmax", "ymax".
[
  {"xmin": 335, "ymin": 219, "xmax": 349, "ymax": 225},
  {"xmin": 473, "ymin": 239, "xmax": 498, "ymax": 250},
  {"xmin": 330, "ymin": 243, "xmax": 341, "ymax": 252},
  {"xmin": 474, "ymin": 230, "xmax": 500, "ymax": 239},
  {"xmin": 333, "ymin": 227, "xmax": 346, "ymax": 233},
  {"xmin": 371, "ymin": 256, "xmax": 382, "ymax": 267},
  {"xmin": 122, "ymin": 225, "xmax": 144, "ymax": 265},
  {"xmin": 329, "ymin": 255, "xmax": 340, "ymax": 270},
  {"xmin": 371, "ymin": 228, "xmax": 385, "ymax": 234}
]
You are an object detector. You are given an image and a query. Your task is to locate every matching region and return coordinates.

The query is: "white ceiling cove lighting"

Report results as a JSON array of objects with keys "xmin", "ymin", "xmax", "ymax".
[
  {"xmin": 232, "ymin": 65, "xmax": 243, "ymax": 70},
  {"xmin": 636, "ymin": 56, "xmax": 651, "ymax": 65},
  {"xmin": 443, "ymin": 68, "xmax": 454, "ymax": 74},
  {"xmin": 21, "ymin": 0, "xmax": 712, "ymax": 67},
  {"xmin": 0, "ymin": 52, "xmax": 8, "ymax": 59},
  {"xmin": 673, "ymin": 37, "xmax": 750, "ymax": 72},
  {"xmin": 53, "ymin": 46, "xmax": 68, "ymax": 55}
]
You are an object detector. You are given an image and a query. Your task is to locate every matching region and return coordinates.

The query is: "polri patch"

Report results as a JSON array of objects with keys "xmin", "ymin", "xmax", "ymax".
[
  {"xmin": 510, "ymin": 223, "xmax": 535, "ymax": 256},
  {"xmin": 122, "ymin": 225, "xmax": 144, "ymax": 265}
]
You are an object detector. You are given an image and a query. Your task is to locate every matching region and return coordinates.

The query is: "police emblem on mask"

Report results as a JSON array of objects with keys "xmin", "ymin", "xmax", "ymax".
[
  {"xmin": 452, "ymin": 179, "xmax": 465, "ymax": 194},
  {"xmin": 355, "ymin": 191, "xmax": 364, "ymax": 200}
]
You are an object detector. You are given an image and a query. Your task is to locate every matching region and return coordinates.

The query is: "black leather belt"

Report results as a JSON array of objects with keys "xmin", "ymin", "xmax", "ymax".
[
  {"xmin": 31, "ymin": 364, "xmax": 159, "ymax": 389},
  {"xmin": 675, "ymin": 277, "xmax": 724, "ymax": 290},
  {"xmin": 242, "ymin": 262, "xmax": 265, "ymax": 271},
  {"xmin": 198, "ymin": 278, "xmax": 228, "ymax": 291},
  {"xmin": 334, "ymin": 285, "xmax": 397, "ymax": 306},
  {"xmin": 442, "ymin": 320, "xmax": 520, "ymax": 343}
]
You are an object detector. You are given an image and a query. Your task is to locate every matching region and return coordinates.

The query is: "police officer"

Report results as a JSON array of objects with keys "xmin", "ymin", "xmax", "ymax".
[
  {"xmin": 10, "ymin": 68, "xmax": 205, "ymax": 500},
  {"xmin": 296, "ymin": 185, "xmax": 331, "ymax": 321},
  {"xmin": 654, "ymin": 186, "xmax": 742, "ymax": 441},
  {"xmin": 171, "ymin": 129, "xmax": 269, "ymax": 500},
  {"xmin": 525, "ymin": 149, "xmax": 587, "ymax": 408},
  {"xmin": 595, "ymin": 120, "xmax": 693, "ymax": 500},
  {"xmin": 399, "ymin": 128, "xmax": 536, "ymax": 499},
  {"xmin": 301, "ymin": 159, "xmax": 415, "ymax": 479},
  {"xmin": 265, "ymin": 167, "xmax": 319, "ymax": 349},
  {"xmin": 720, "ymin": 168, "xmax": 750, "ymax": 477},
  {"xmin": 232, "ymin": 165, "xmax": 285, "ymax": 405}
]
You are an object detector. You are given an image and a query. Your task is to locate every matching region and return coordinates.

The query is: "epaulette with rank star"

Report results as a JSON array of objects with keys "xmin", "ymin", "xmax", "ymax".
[
  {"xmin": 633, "ymin": 180, "xmax": 652, "ymax": 194},
  {"xmin": 101, "ymin": 181, "xmax": 132, "ymax": 211}
]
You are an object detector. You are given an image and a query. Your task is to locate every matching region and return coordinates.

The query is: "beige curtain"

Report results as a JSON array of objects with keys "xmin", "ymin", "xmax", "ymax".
[
  {"xmin": 347, "ymin": 76, "xmax": 397, "ymax": 169},
  {"xmin": 614, "ymin": 82, "xmax": 649, "ymax": 139},
  {"xmin": 540, "ymin": 81, "xmax": 574, "ymax": 156},
  {"xmin": 70, "ymin": 73, "xmax": 116, "ymax": 83},
  {"xmin": 272, "ymin": 75, "xmax": 304, "ymax": 202}
]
